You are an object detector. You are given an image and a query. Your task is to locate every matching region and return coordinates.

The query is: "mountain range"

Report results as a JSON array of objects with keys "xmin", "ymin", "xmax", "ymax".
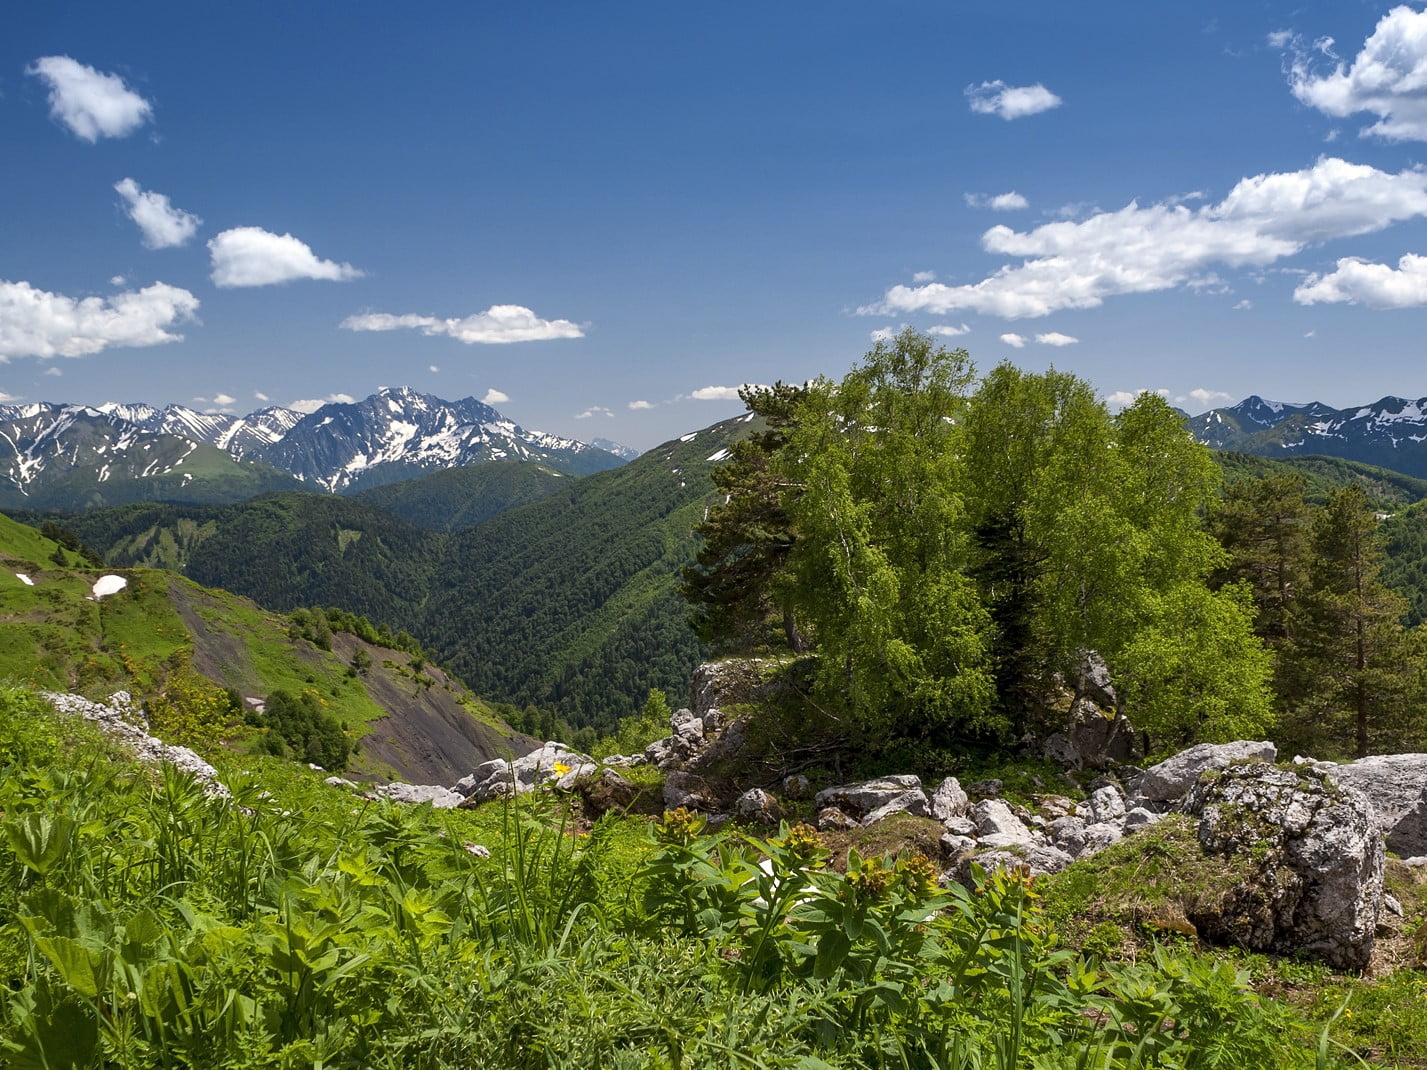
[
  {"xmin": 1187, "ymin": 395, "xmax": 1427, "ymax": 478},
  {"xmin": 0, "ymin": 387, "xmax": 627, "ymax": 508}
]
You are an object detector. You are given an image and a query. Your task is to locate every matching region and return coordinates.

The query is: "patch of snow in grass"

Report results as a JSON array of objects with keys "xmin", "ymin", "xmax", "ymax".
[
  {"xmin": 92, "ymin": 575, "xmax": 128, "ymax": 599},
  {"xmin": 14, "ymin": 573, "xmax": 33, "ymax": 586}
]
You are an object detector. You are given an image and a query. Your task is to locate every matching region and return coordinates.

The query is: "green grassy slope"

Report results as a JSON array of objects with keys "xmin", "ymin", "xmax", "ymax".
[
  {"xmin": 352, "ymin": 459, "xmax": 572, "ymax": 531},
  {"xmin": 1216, "ymin": 451, "xmax": 1427, "ymax": 507},
  {"xmin": 0, "ymin": 512, "xmax": 525, "ymax": 781}
]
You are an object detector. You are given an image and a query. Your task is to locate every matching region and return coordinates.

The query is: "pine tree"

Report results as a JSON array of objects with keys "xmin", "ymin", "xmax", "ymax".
[{"xmin": 1287, "ymin": 485, "xmax": 1421, "ymax": 756}]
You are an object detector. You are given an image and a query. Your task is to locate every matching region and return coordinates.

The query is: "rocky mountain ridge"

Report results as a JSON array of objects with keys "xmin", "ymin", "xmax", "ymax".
[
  {"xmin": 1189, "ymin": 393, "xmax": 1427, "ymax": 477},
  {"xmin": 0, "ymin": 386, "xmax": 625, "ymax": 503}
]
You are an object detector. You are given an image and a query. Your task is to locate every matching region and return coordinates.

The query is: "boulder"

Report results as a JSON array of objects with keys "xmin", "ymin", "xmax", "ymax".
[
  {"xmin": 371, "ymin": 783, "xmax": 464, "ymax": 808},
  {"xmin": 1086, "ymin": 784, "xmax": 1127, "ymax": 825},
  {"xmin": 972, "ymin": 842, "xmax": 1075, "ymax": 879},
  {"xmin": 1048, "ymin": 815, "xmax": 1087, "ymax": 856},
  {"xmin": 929, "ymin": 777, "xmax": 970, "ymax": 823},
  {"xmin": 966, "ymin": 778, "xmax": 1003, "ymax": 799},
  {"xmin": 1325, "ymin": 754, "xmax": 1427, "ymax": 857},
  {"xmin": 1124, "ymin": 807, "xmax": 1165, "ymax": 832},
  {"xmin": 940, "ymin": 833, "xmax": 977, "ymax": 856},
  {"xmin": 971, "ymin": 799, "xmax": 1033, "ymax": 845},
  {"xmin": 734, "ymin": 788, "xmax": 780, "ymax": 824},
  {"xmin": 1077, "ymin": 649, "xmax": 1118, "ymax": 709},
  {"xmin": 1132, "ymin": 741, "xmax": 1278, "ymax": 804},
  {"xmin": 663, "ymin": 771, "xmax": 714, "ymax": 811},
  {"xmin": 814, "ymin": 775, "xmax": 928, "ymax": 821},
  {"xmin": 1042, "ymin": 698, "xmax": 1142, "ymax": 770},
  {"xmin": 456, "ymin": 743, "xmax": 597, "ymax": 804},
  {"xmin": 782, "ymin": 774, "xmax": 812, "ymax": 798},
  {"xmin": 816, "ymin": 806, "xmax": 859, "ymax": 832},
  {"xmin": 1182, "ymin": 761, "xmax": 1383, "ymax": 970},
  {"xmin": 941, "ymin": 814, "xmax": 977, "ymax": 837},
  {"xmin": 861, "ymin": 790, "xmax": 931, "ymax": 826},
  {"xmin": 1078, "ymin": 821, "xmax": 1124, "ymax": 858}
]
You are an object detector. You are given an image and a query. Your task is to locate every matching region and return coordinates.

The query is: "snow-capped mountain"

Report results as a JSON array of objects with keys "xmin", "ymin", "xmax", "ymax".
[
  {"xmin": 588, "ymin": 437, "xmax": 641, "ymax": 461},
  {"xmin": 0, "ymin": 388, "xmax": 625, "ymax": 507},
  {"xmin": 1187, "ymin": 394, "xmax": 1427, "ymax": 477},
  {"xmin": 254, "ymin": 387, "xmax": 621, "ymax": 492}
]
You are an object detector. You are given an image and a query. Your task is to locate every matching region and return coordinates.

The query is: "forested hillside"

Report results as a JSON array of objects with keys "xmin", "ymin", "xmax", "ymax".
[{"xmin": 352, "ymin": 460, "xmax": 571, "ymax": 531}]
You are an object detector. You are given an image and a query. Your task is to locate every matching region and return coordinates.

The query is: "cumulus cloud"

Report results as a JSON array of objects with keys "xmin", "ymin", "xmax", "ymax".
[
  {"xmin": 863, "ymin": 157, "xmax": 1427, "ymax": 319},
  {"xmin": 1105, "ymin": 388, "xmax": 1170, "ymax": 410},
  {"xmin": 1294, "ymin": 252, "xmax": 1427, "ymax": 307},
  {"xmin": 1185, "ymin": 388, "xmax": 1234, "ymax": 407},
  {"xmin": 965, "ymin": 191, "xmax": 1030, "ymax": 211},
  {"xmin": 575, "ymin": 406, "xmax": 613, "ymax": 419},
  {"xmin": 254, "ymin": 391, "xmax": 269, "ymax": 402},
  {"xmin": 0, "ymin": 392, "xmax": 21, "ymax": 403},
  {"xmin": 928, "ymin": 323, "xmax": 971, "ymax": 337},
  {"xmin": 1035, "ymin": 331, "xmax": 1078, "ymax": 346},
  {"xmin": 691, "ymin": 385, "xmax": 749, "ymax": 401},
  {"xmin": 628, "ymin": 399, "xmax": 654, "ymax": 410},
  {"xmin": 110, "ymin": 275, "xmax": 126, "ymax": 287},
  {"xmin": 1000, "ymin": 333, "xmax": 1027, "ymax": 348},
  {"xmin": 209, "ymin": 227, "xmax": 362, "ymax": 288},
  {"xmin": 1288, "ymin": 7, "xmax": 1427, "ymax": 141},
  {"xmin": 912, "ymin": 270, "xmax": 937, "ymax": 282},
  {"xmin": 482, "ymin": 388, "xmax": 509, "ymax": 404},
  {"xmin": 288, "ymin": 393, "xmax": 355, "ymax": 414},
  {"xmin": 870, "ymin": 326, "xmax": 899, "ymax": 342},
  {"xmin": 341, "ymin": 304, "xmax": 583, "ymax": 344},
  {"xmin": 966, "ymin": 80, "xmax": 1062, "ymax": 120},
  {"xmin": 114, "ymin": 178, "xmax": 201, "ymax": 249},
  {"xmin": 0, "ymin": 279, "xmax": 199, "ymax": 360},
  {"xmin": 26, "ymin": 56, "xmax": 152, "ymax": 141},
  {"xmin": 212, "ymin": 393, "xmax": 235, "ymax": 406}
]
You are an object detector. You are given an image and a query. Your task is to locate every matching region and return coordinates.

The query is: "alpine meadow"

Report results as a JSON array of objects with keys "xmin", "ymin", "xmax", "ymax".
[{"xmin": 11, "ymin": 3, "xmax": 1427, "ymax": 1067}]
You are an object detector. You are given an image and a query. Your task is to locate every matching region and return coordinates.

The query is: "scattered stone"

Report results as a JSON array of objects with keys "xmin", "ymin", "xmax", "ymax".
[
  {"xmin": 817, "ymin": 806, "xmax": 859, "ymax": 832},
  {"xmin": 371, "ymin": 783, "xmax": 464, "ymax": 808},
  {"xmin": 929, "ymin": 777, "xmax": 970, "ymax": 823},
  {"xmin": 971, "ymin": 799, "xmax": 1033, "ymax": 844},
  {"xmin": 1132, "ymin": 741, "xmax": 1278, "ymax": 804},
  {"xmin": 1086, "ymin": 784, "xmax": 1127, "ymax": 825},
  {"xmin": 861, "ymin": 790, "xmax": 931, "ymax": 826},
  {"xmin": 44, "ymin": 691, "xmax": 229, "ymax": 798},
  {"xmin": 1182, "ymin": 761, "xmax": 1383, "ymax": 970},
  {"xmin": 455, "ymin": 743, "xmax": 598, "ymax": 803},
  {"xmin": 1385, "ymin": 894, "xmax": 1404, "ymax": 917},
  {"xmin": 1124, "ymin": 807, "xmax": 1164, "ymax": 832},
  {"xmin": 663, "ymin": 771, "xmax": 714, "ymax": 811},
  {"xmin": 1078, "ymin": 821, "xmax": 1124, "ymax": 857},
  {"xmin": 941, "ymin": 814, "xmax": 977, "ymax": 837},
  {"xmin": 734, "ymin": 787, "xmax": 780, "ymax": 824},
  {"xmin": 324, "ymin": 776, "xmax": 358, "ymax": 789},
  {"xmin": 973, "ymin": 842, "xmax": 1075, "ymax": 879},
  {"xmin": 940, "ymin": 832, "xmax": 977, "ymax": 856},
  {"xmin": 815, "ymin": 775, "xmax": 927, "ymax": 821},
  {"xmin": 1043, "ymin": 699, "xmax": 1142, "ymax": 770},
  {"xmin": 464, "ymin": 843, "xmax": 491, "ymax": 858},
  {"xmin": 1048, "ymin": 815, "xmax": 1087, "ymax": 856}
]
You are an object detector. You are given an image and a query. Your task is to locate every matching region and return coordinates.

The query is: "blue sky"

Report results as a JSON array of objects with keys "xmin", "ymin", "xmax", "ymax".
[{"xmin": 5, "ymin": 1, "xmax": 1427, "ymax": 449}]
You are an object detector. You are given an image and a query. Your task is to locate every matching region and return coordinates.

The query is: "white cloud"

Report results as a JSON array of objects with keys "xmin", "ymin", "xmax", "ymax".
[
  {"xmin": 428, "ymin": 364, "xmax": 440, "ymax": 373},
  {"xmin": 209, "ymin": 227, "xmax": 362, "ymax": 288},
  {"xmin": 1304, "ymin": 329, "xmax": 1317, "ymax": 337},
  {"xmin": 691, "ymin": 385, "xmax": 747, "ymax": 401},
  {"xmin": 928, "ymin": 323, "xmax": 971, "ymax": 337},
  {"xmin": 864, "ymin": 157, "xmax": 1427, "ymax": 319},
  {"xmin": 26, "ymin": 56, "xmax": 152, "ymax": 142},
  {"xmin": 1000, "ymin": 332, "xmax": 1027, "ymax": 348},
  {"xmin": 254, "ymin": 391, "xmax": 269, "ymax": 402},
  {"xmin": 1233, "ymin": 299, "xmax": 1253, "ymax": 310},
  {"xmin": 912, "ymin": 270, "xmax": 937, "ymax": 282},
  {"xmin": 211, "ymin": 392, "xmax": 235, "ymax": 406},
  {"xmin": 0, "ymin": 392, "xmax": 20, "ymax": 402},
  {"xmin": 966, "ymin": 80, "xmax": 1062, "ymax": 120},
  {"xmin": 966, "ymin": 191, "xmax": 1030, "ymax": 211},
  {"xmin": 482, "ymin": 388, "xmax": 509, "ymax": 404},
  {"xmin": 114, "ymin": 178, "xmax": 201, "ymax": 249},
  {"xmin": 340, "ymin": 304, "xmax": 583, "ymax": 344},
  {"xmin": 1295, "ymin": 252, "xmax": 1427, "ymax": 307},
  {"xmin": 575, "ymin": 406, "xmax": 613, "ymax": 419},
  {"xmin": 1268, "ymin": 29, "xmax": 1295, "ymax": 50},
  {"xmin": 0, "ymin": 279, "xmax": 199, "ymax": 360},
  {"xmin": 1289, "ymin": 8, "xmax": 1427, "ymax": 141},
  {"xmin": 110, "ymin": 275, "xmax": 126, "ymax": 286},
  {"xmin": 628, "ymin": 399, "xmax": 654, "ymax": 410},
  {"xmin": 1034, "ymin": 331, "xmax": 1078, "ymax": 346},
  {"xmin": 870, "ymin": 326, "xmax": 899, "ymax": 342},
  {"xmin": 287, "ymin": 393, "xmax": 355, "ymax": 414},
  {"xmin": 1185, "ymin": 388, "xmax": 1234, "ymax": 407},
  {"xmin": 1105, "ymin": 388, "xmax": 1170, "ymax": 410},
  {"xmin": 43, "ymin": 367, "xmax": 62, "ymax": 377}
]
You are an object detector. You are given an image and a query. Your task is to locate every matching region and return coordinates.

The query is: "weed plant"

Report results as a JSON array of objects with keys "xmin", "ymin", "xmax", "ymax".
[{"xmin": 0, "ymin": 686, "xmax": 1363, "ymax": 1068}]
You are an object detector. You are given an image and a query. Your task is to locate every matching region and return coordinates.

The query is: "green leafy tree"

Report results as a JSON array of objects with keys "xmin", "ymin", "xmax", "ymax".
[{"xmin": 781, "ymin": 329, "xmax": 997, "ymax": 743}]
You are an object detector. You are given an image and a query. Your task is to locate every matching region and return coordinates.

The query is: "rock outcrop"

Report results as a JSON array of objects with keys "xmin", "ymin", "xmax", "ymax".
[
  {"xmin": 1131, "ymin": 741, "xmax": 1278, "ymax": 804},
  {"xmin": 1320, "ymin": 753, "xmax": 1427, "ymax": 858},
  {"xmin": 1182, "ymin": 761, "xmax": 1383, "ymax": 970},
  {"xmin": 453, "ymin": 743, "xmax": 597, "ymax": 804}
]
